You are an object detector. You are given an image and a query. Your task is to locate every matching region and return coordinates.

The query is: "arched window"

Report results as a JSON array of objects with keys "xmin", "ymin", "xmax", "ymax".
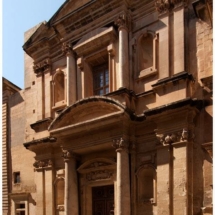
[
  {"xmin": 52, "ymin": 69, "xmax": 66, "ymax": 110},
  {"xmin": 54, "ymin": 72, "xmax": 65, "ymax": 103},
  {"xmin": 136, "ymin": 165, "xmax": 156, "ymax": 203}
]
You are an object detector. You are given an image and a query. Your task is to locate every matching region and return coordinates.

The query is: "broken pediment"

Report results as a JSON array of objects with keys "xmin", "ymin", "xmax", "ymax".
[
  {"xmin": 48, "ymin": 96, "xmax": 128, "ymax": 131},
  {"xmin": 49, "ymin": 0, "xmax": 92, "ymax": 25}
]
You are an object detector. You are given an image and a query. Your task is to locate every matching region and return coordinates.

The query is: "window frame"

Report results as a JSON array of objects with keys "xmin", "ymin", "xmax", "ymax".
[{"xmin": 93, "ymin": 63, "xmax": 109, "ymax": 96}]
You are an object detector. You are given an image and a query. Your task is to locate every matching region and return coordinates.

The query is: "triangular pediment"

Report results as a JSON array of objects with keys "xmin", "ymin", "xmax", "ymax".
[
  {"xmin": 49, "ymin": 96, "xmax": 128, "ymax": 131},
  {"xmin": 49, "ymin": 0, "xmax": 92, "ymax": 25},
  {"xmin": 23, "ymin": 22, "xmax": 52, "ymax": 50}
]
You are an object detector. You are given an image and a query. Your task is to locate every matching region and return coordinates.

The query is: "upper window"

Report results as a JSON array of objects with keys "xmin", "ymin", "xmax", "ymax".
[
  {"xmin": 52, "ymin": 69, "xmax": 66, "ymax": 110},
  {"xmin": 93, "ymin": 64, "xmax": 109, "ymax": 96},
  {"xmin": 139, "ymin": 34, "xmax": 153, "ymax": 70},
  {"xmin": 136, "ymin": 165, "xmax": 156, "ymax": 204},
  {"xmin": 54, "ymin": 71, "xmax": 65, "ymax": 103},
  {"xmin": 14, "ymin": 172, "xmax": 20, "ymax": 184},
  {"xmin": 137, "ymin": 32, "xmax": 158, "ymax": 79}
]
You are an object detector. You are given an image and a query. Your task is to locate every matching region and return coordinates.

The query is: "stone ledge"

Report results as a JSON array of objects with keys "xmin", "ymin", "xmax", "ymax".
[{"xmin": 151, "ymin": 71, "xmax": 194, "ymax": 88}]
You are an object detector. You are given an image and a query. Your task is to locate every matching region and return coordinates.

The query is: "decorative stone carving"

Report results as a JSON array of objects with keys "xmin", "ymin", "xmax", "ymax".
[
  {"xmin": 33, "ymin": 159, "xmax": 53, "ymax": 169},
  {"xmin": 57, "ymin": 205, "xmax": 65, "ymax": 211},
  {"xmin": 155, "ymin": 128, "xmax": 194, "ymax": 145},
  {"xmin": 62, "ymin": 42, "xmax": 73, "ymax": 56},
  {"xmin": 155, "ymin": 0, "xmax": 171, "ymax": 14},
  {"xmin": 155, "ymin": 0, "xmax": 187, "ymax": 14},
  {"xmin": 88, "ymin": 162, "xmax": 109, "ymax": 168},
  {"xmin": 33, "ymin": 58, "xmax": 50, "ymax": 74},
  {"xmin": 86, "ymin": 170, "xmax": 113, "ymax": 181},
  {"xmin": 61, "ymin": 149, "xmax": 77, "ymax": 161},
  {"xmin": 112, "ymin": 138, "xmax": 129, "ymax": 151},
  {"xmin": 115, "ymin": 14, "xmax": 128, "ymax": 31}
]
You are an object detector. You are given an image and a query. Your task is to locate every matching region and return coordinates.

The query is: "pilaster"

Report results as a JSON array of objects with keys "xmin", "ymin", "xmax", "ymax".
[
  {"xmin": 62, "ymin": 149, "xmax": 79, "ymax": 215},
  {"xmin": 112, "ymin": 137, "xmax": 131, "ymax": 215}
]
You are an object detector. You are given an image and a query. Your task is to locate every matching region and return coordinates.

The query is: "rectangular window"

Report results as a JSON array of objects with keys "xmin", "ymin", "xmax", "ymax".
[
  {"xmin": 15, "ymin": 202, "xmax": 25, "ymax": 215},
  {"xmin": 14, "ymin": 172, "xmax": 20, "ymax": 184},
  {"xmin": 93, "ymin": 64, "xmax": 109, "ymax": 95}
]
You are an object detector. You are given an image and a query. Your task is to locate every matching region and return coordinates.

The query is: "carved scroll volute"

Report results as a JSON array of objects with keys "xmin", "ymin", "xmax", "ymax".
[{"xmin": 112, "ymin": 138, "xmax": 129, "ymax": 152}]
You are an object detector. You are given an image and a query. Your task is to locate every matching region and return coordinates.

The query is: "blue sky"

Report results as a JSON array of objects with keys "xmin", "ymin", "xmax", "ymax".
[{"xmin": 3, "ymin": 0, "xmax": 65, "ymax": 89}]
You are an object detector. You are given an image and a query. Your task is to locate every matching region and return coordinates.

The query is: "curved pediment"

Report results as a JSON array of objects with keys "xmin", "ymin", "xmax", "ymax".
[
  {"xmin": 77, "ymin": 158, "xmax": 116, "ymax": 174},
  {"xmin": 48, "ymin": 96, "xmax": 129, "ymax": 131}
]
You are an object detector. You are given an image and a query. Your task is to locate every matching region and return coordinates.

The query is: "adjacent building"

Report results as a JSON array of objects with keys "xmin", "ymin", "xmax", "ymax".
[{"xmin": 4, "ymin": 0, "xmax": 213, "ymax": 215}]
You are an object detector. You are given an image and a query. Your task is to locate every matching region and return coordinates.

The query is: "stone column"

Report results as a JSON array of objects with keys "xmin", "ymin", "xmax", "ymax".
[
  {"xmin": 62, "ymin": 150, "xmax": 79, "ymax": 215},
  {"xmin": 115, "ymin": 15, "xmax": 129, "ymax": 89},
  {"xmin": 113, "ymin": 138, "xmax": 130, "ymax": 215},
  {"xmin": 62, "ymin": 42, "xmax": 77, "ymax": 105}
]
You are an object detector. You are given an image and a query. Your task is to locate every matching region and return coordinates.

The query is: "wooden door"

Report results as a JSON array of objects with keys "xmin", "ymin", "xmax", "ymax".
[{"xmin": 92, "ymin": 185, "xmax": 114, "ymax": 215}]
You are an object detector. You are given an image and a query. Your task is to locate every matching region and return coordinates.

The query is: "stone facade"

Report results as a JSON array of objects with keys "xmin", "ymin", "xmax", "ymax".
[{"xmin": 4, "ymin": 0, "xmax": 213, "ymax": 215}]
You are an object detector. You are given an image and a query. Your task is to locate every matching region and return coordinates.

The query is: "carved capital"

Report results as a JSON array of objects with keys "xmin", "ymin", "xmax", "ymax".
[
  {"xmin": 155, "ymin": 128, "xmax": 194, "ymax": 146},
  {"xmin": 112, "ymin": 138, "xmax": 129, "ymax": 151},
  {"xmin": 155, "ymin": 0, "xmax": 171, "ymax": 14},
  {"xmin": 33, "ymin": 59, "xmax": 50, "ymax": 74},
  {"xmin": 33, "ymin": 159, "xmax": 53, "ymax": 169},
  {"xmin": 61, "ymin": 149, "xmax": 77, "ymax": 161},
  {"xmin": 61, "ymin": 42, "xmax": 73, "ymax": 56},
  {"xmin": 114, "ymin": 14, "xmax": 128, "ymax": 31}
]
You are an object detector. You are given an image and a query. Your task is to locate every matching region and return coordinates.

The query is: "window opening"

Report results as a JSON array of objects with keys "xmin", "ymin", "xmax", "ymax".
[
  {"xmin": 15, "ymin": 202, "xmax": 25, "ymax": 215},
  {"xmin": 93, "ymin": 64, "xmax": 109, "ymax": 95},
  {"xmin": 14, "ymin": 172, "xmax": 20, "ymax": 184}
]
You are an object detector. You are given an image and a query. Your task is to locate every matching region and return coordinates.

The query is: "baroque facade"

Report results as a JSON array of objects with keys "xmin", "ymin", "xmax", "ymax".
[{"xmin": 3, "ymin": 0, "xmax": 213, "ymax": 215}]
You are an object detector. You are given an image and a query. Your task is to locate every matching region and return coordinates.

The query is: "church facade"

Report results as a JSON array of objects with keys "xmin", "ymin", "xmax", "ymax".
[{"xmin": 3, "ymin": 0, "xmax": 213, "ymax": 215}]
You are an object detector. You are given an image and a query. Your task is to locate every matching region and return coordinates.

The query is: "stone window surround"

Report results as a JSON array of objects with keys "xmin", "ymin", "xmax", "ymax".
[
  {"xmin": 136, "ymin": 164, "xmax": 157, "ymax": 204},
  {"xmin": 10, "ymin": 193, "xmax": 30, "ymax": 215},
  {"xmin": 52, "ymin": 68, "xmax": 67, "ymax": 111},
  {"xmin": 75, "ymin": 26, "xmax": 117, "ymax": 97},
  {"xmin": 133, "ymin": 30, "xmax": 158, "ymax": 80}
]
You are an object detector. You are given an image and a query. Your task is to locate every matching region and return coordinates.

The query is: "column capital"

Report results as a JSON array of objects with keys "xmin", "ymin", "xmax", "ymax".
[
  {"xmin": 154, "ymin": 127, "xmax": 194, "ymax": 146},
  {"xmin": 114, "ymin": 14, "xmax": 129, "ymax": 31},
  {"xmin": 112, "ymin": 138, "xmax": 129, "ymax": 152},
  {"xmin": 33, "ymin": 159, "xmax": 53, "ymax": 170},
  {"xmin": 62, "ymin": 42, "xmax": 74, "ymax": 56},
  {"xmin": 62, "ymin": 149, "xmax": 78, "ymax": 161}
]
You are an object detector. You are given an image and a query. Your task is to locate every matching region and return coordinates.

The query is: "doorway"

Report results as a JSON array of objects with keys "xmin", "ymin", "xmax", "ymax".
[{"xmin": 92, "ymin": 185, "xmax": 114, "ymax": 215}]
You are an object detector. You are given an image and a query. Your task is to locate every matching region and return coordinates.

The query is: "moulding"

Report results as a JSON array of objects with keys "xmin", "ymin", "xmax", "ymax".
[{"xmin": 30, "ymin": 117, "xmax": 53, "ymax": 132}]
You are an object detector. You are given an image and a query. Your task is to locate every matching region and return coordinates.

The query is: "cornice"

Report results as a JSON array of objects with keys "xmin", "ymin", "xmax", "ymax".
[
  {"xmin": 143, "ymin": 98, "xmax": 203, "ymax": 117},
  {"xmin": 30, "ymin": 117, "xmax": 53, "ymax": 132},
  {"xmin": 23, "ymin": 136, "xmax": 57, "ymax": 149},
  {"xmin": 151, "ymin": 71, "xmax": 194, "ymax": 88}
]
